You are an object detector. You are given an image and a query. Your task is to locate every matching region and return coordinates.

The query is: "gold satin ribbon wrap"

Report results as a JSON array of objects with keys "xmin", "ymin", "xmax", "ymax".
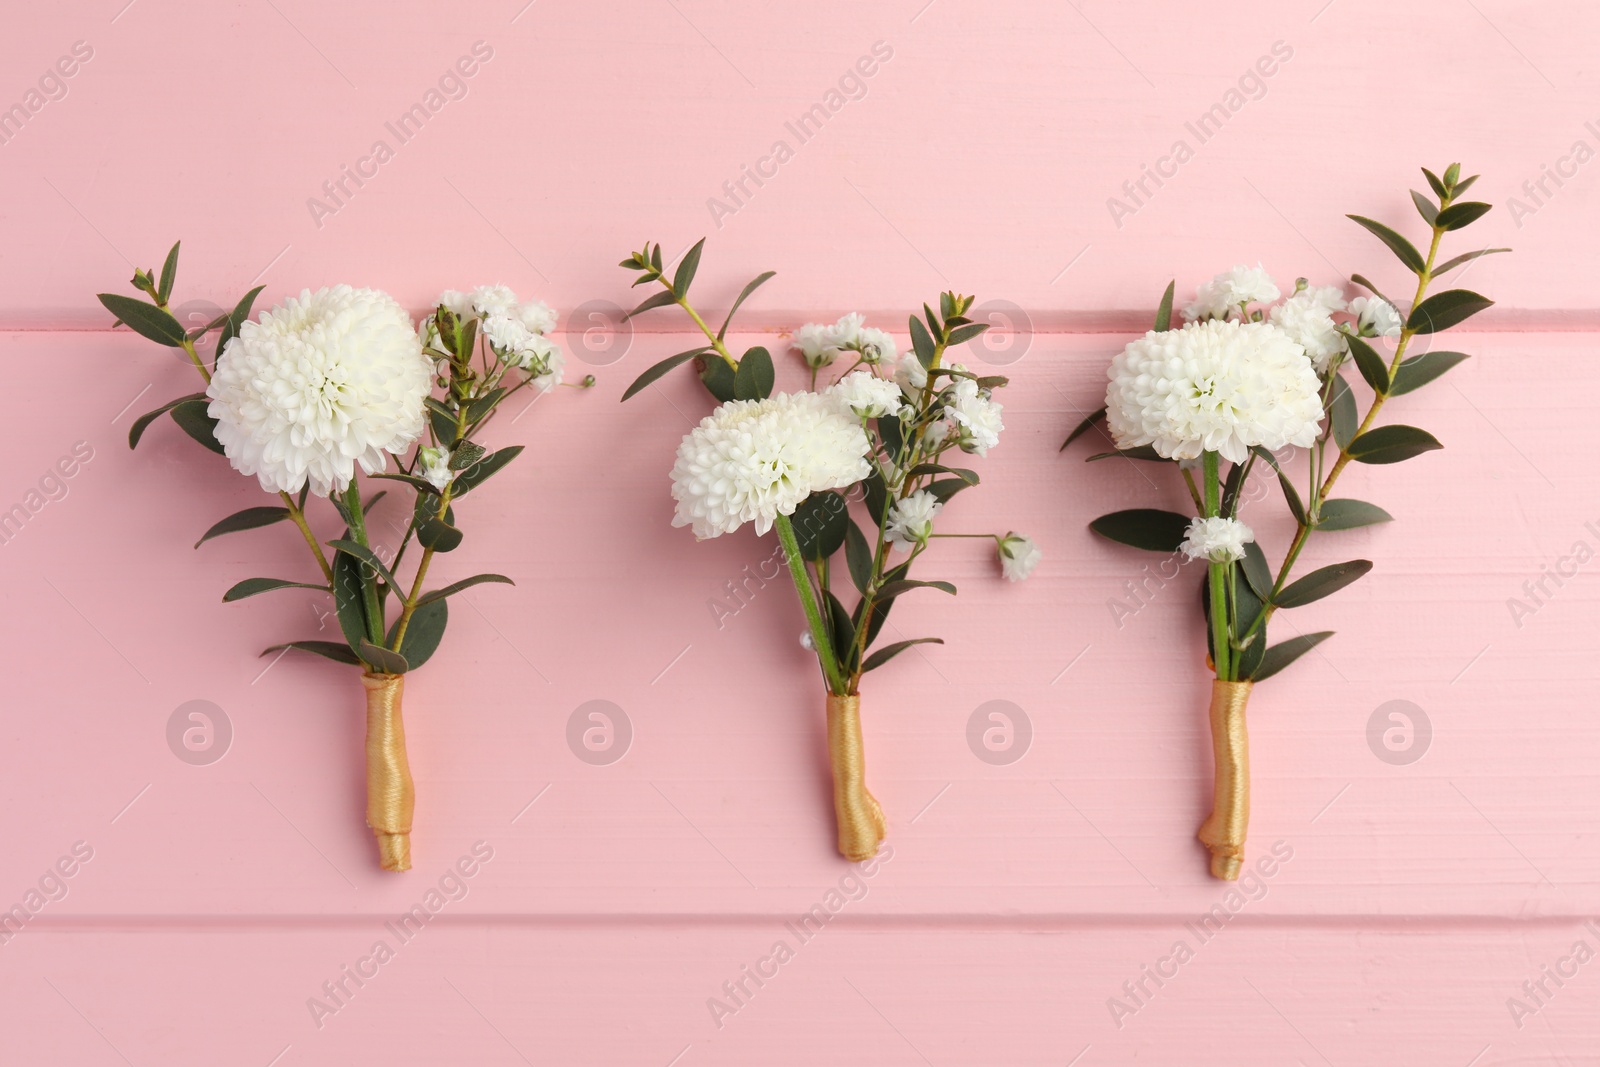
[
  {"xmin": 363, "ymin": 673, "xmax": 415, "ymax": 872},
  {"xmin": 826, "ymin": 694, "xmax": 885, "ymax": 862},
  {"xmin": 1197, "ymin": 679, "xmax": 1252, "ymax": 880}
]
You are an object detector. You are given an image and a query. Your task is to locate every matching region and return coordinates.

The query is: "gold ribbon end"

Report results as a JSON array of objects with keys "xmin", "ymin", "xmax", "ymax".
[
  {"xmin": 375, "ymin": 831, "xmax": 412, "ymax": 872},
  {"xmin": 826, "ymin": 693, "xmax": 886, "ymax": 862},
  {"xmin": 1207, "ymin": 851, "xmax": 1243, "ymax": 881}
]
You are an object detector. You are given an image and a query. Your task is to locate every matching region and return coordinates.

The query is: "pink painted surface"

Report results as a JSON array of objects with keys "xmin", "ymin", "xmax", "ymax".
[{"xmin": 1, "ymin": 0, "xmax": 1596, "ymax": 1064}]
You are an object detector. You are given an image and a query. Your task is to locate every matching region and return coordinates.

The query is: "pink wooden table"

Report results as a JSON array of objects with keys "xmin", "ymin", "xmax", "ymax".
[{"xmin": 2, "ymin": 1, "xmax": 1596, "ymax": 1063}]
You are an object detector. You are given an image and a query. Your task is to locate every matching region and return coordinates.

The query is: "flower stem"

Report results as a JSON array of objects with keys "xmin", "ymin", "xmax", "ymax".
[
  {"xmin": 282, "ymin": 492, "xmax": 334, "ymax": 583},
  {"xmin": 341, "ymin": 481, "xmax": 386, "ymax": 646},
  {"xmin": 776, "ymin": 513, "xmax": 846, "ymax": 695},
  {"xmin": 1203, "ymin": 451, "xmax": 1232, "ymax": 681},
  {"xmin": 652, "ymin": 276, "xmax": 740, "ymax": 370}
]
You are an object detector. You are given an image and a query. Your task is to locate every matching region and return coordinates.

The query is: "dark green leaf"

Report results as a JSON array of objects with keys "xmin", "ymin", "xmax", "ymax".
[
  {"xmin": 449, "ymin": 441, "xmax": 486, "ymax": 470},
  {"xmin": 453, "ymin": 445, "xmax": 524, "ymax": 495},
  {"xmin": 1389, "ymin": 351, "xmax": 1469, "ymax": 396},
  {"xmin": 791, "ymin": 491, "xmax": 849, "ymax": 562},
  {"xmin": 1154, "ymin": 280, "xmax": 1175, "ymax": 332},
  {"xmin": 327, "ymin": 539, "xmax": 401, "ymax": 591},
  {"xmin": 1422, "ymin": 167, "xmax": 1447, "ymax": 199},
  {"xmin": 157, "ymin": 241, "xmax": 180, "ymax": 304},
  {"xmin": 824, "ymin": 589, "xmax": 855, "ymax": 667},
  {"xmin": 1060, "ymin": 406, "xmax": 1106, "ymax": 452},
  {"xmin": 700, "ymin": 354, "xmax": 737, "ymax": 402},
  {"xmin": 391, "ymin": 598, "xmax": 448, "ymax": 670},
  {"xmin": 1089, "ymin": 509, "xmax": 1190, "ymax": 553},
  {"xmin": 862, "ymin": 470, "xmax": 890, "ymax": 527},
  {"xmin": 1347, "ymin": 424, "xmax": 1443, "ymax": 464},
  {"xmin": 1275, "ymin": 464, "xmax": 1306, "ymax": 524},
  {"xmin": 223, "ymin": 576, "xmax": 327, "ymax": 602},
  {"xmin": 1086, "ymin": 445, "xmax": 1166, "ymax": 462},
  {"xmin": 170, "ymin": 399, "xmax": 224, "ymax": 454},
  {"xmin": 718, "ymin": 271, "xmax": 777, "ymax": 341},
  {"xmin": 905, "ymin": 463, "xmax": 978, "ymax": 485},
  {"xmin": 876, "ymin": 579, "xmax": 956, "ymax": 599},
  {"xmin": 861, "ymin": 637, "xmax": 943, "ymax": 673},
  {"xmin": 1328, "ymin": 375, "xmax": 1357, "ymax": 449},
  {"xmin": 464, "ymin": 387, "xmax": 505, "ymax": 425},
  {"xmin": 946, "ymin": 322, "xmax": 990, "ymax": 347},
  {"xmin": 621, "ymin": 348, "xmax": 706, "ymax": 401},
  {"xmin": 859, "ymin": 561, "xmax": 907, "ymax": 650},
  {"xmin": 733, "ymin": 345, "xmax": 775, "ymax": 400},
  {"xmin": 214, "ymin": 285, "xmax": 266, "ymax": 363},
  {"xmin": 97, "ymin": 293, "xmax": 187, "ymax": 347},
  {"xmin": 1345, "ymin": 334, "xmax": 1390, "ymax": 394},
  {"xmin": 1315, "ymin": 499, "xmax": 1393, "ymax": 531},
  {"xmin": 908, "ymin": 315, "xmax": 935, "ymax": 367},
  {"xmin": 427, "ymin": 398, "xmax": 459, "ymax": 443},
  {"xmin": 1407, "ymin": 289, "xmax": 1493, "ymax": 334},
  {"xmin": 878, "ymin": 413, "xmax": 904, "ymax": 459},
  {"xmin": 418, "ymin": 517, "xmax": 464, "ymax": 552},
  {"xmin": 332, "ymin": 551, "xmax": 372, "ymax": 650},
  {"xmin": 358, "ymin": 639, "xmax": 409, "ymax": 675},
  {"xmin": 1231, "ymin": 573, "xmax": 1267, "ymax": 679},
  {"xmin": 1347, "ymin": 214, "xmax": 1426, "ymax": 273},
  {"xmin": 129, "ymin": 392, "xmax": 207, "ymax": 449},
  {"xmin": 624, "ymin": 290, "xmax": 678, "ymax": 320},
  {"xmin": 1350, "ymin": 274, "xmax": 1397, "ymax": 309},
  {"xmin": 925, "ymin": 478, "xmax": 971, "ymax": 504},
  {"xmin": 1240, "ymin": 541, "xmax": 1272, "ymax": 600},
  {"xmin": 844, "ymin": 518, "xmax": 873, "ymax": 593},
  {"xmin": 1250, "ymin": 631, "xmax": 1334, "ymax": 681},
  {"xmin": 1273, "ymin": 560, "xmax": 1373, "ymax": 608},
  {"xmin": 1410, "ymin": 190, "xmax": 1438, "ymax": 226},
  {"xmin": 369, "ymin": 472, "xmax": 441, "ymax": 496},
  {"xmin": 1435, "ymin": 201, "xmax": 1492, "ymax": 230},
  {"xmin": 417, "ymin": 573, "xmax": 513, "ymax": 606},
  {"xmin": 195, "ymin": 506, "xmax": 290, "ymax": 548},
  {"xmin": 262, "ymin": 640, "xmax": 361, "ymax": 665},
  {"xmin": 1431, "ymin": 248, "xmax": 1509, "ymax": 276},
  {"xmin": 673, "ymin": 237, "xmax": 705, "ymax": 297}
]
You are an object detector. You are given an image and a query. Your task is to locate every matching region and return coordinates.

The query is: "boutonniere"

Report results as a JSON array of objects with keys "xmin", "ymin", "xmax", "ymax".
[
  {"xmin": 620, "ymin": 240, "xmax": 1037, "ymax": 859},
  {"xmin": 1069, "ymin": 164, "xmax": 1504, "ymax": 878},
  {"xmin": 99, "ymin": 253, "xmax": 576, "ymax": 871}
]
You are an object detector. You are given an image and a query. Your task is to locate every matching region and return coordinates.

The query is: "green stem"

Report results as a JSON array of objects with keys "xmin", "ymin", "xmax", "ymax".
[
  {"xmin": 654, "ymin": 276, "xmax": 740, "ymax": 370},
  {"xmin": 776, "ymin": 513, "xmax": 846, "ymax": 695},
  {"xmin": 282, "ymin": 492, "xmax": 334, "ymax": 583},
  {"xmin": 1203, "ymin": 451, "xmax": 1232, "ymax": 681},
  {"xmin": 392, "ymin": 406, "xmax": 469, "ymax": 650},
  {"xmin": 341, "ymin": 481, "xmax": 386, "ymax": 646}
]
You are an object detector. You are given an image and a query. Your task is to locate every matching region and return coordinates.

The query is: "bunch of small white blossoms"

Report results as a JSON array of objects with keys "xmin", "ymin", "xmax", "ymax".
[
  {"xmin": 619, "ymin": 237, "xmax": 1036, "ymax": 861},
  {"xmin": 1067, "ymin": 163, "xmax": 1505, "ymax": 881},
  {"xmin": 99, "ymin": 252, "xmax": 578, "ymax": 872}
]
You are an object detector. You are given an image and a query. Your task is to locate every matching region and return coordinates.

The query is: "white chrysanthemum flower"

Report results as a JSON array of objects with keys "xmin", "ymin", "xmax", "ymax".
[
  {"xmin": 1185, "ymin": 265, "xmax": 1281, "ymax": 321},
  {"xmin": 1348, "ymin": 295, "xmax": 1403, "ymax": 340},
  {"xmin": 946, "ymin": 376, "xmax": 1004, "ymax": 457},
  {"xmin": 670, "ymin": 391, "xmax": 872, "ymax": 539},
  {"xmin": 885, "ymin": 489, "xmax": 941, "ymax": 550},
  {"xmin": 831, "ymin": 370, "xmax": 902, "ymax": 418},
  {"xmin": 895, "ymin": 353, "xmax": 928, "ymax": 397},
  {"xmin": 1270, "ymin": 284, "xmax": 1348, "ymax": 373},
  {"xmin": 469, "ymin": 284, "xmax": 518, "ymax": 318},
  {"xmin": 516, "ymin": 299, "xmax": 557, "ymax": 335},
  {"xmin": 998, "ymin": 533, "xmax": 1041, "ymax": 581},
  {"xmin": 419, "ymin": 446, "xmax": 456, "ymax": 491},
  {"xmin": 858, "ymin": 326, "xmax": 897, "ymax": 365},
  {"xmin": 1105, "ymin": 318, "xmax": 1324, "ymax": 464},
  {"xmin": 1181, "ymin": 516, "xmax": 1254, "ymax": 563},
  {"xmin": 207, "ymin": 286, "xmax": 432, "ymax": 497}
]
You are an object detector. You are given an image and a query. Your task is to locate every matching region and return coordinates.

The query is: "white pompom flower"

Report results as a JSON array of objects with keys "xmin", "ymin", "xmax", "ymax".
[
  {"xmin": 1184, "ymin": 265, "xmax": 1281, "ymax": 321},
  {"xmin": 946, "ymin": 376, "xmax": 1004, "ymax": 457},
  {"xmin": 1105, "ymin": 318, "xmax": 1324, "ymax": 464},
  {"xmin": 885, "ymin": 489, "xmax": 942, "ymax": 550},
  {"xmin": 792, "ymin": 322, "xmax": 839, "ymax": 369},
  {"xmin": 998, "ymin": 533, "xmax": 1041, "ymax": 581},
  {"xmin": 418, "ymin": 446, "xmax": 456, "ymax": 491},
  {"xmin": 831, "ymin": 370, "xmax": 903, "ymax": 418},
  {"xmin": 1181, "ymin": 516, "xmax": 1254, "ymax": 563},
  {"xmin": 207, "ymin": 285, "xmax": 432, "ymax": 497},
  {"xmin": 1270, "ymin": 284, "xmax": 1348, "ymax": 373},
  {"xmin": 670, "ymin": 391, "xmax": 872, "ymax": 539},
  {"xmin": 895, "ymin": 353, "xmax": 928, "ymax": 397}
]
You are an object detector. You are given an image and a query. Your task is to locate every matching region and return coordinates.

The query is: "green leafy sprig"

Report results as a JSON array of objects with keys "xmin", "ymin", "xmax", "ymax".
[{"xmin": 1073, "ymin": 163, "xmax": 1505, "ymax": 682}]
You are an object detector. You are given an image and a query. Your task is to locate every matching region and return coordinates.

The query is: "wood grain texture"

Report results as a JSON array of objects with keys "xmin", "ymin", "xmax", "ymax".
[{"xmin": 2, "ymin": 0, "xmax": 1597, "ymax": 1061}]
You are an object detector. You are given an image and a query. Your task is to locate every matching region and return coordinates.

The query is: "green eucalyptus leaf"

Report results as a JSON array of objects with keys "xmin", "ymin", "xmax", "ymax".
[
  {"xmin": 875, "ymin": 579, "xmax": 956, "ymax": 598},
  {"xmin": 621, "ymin": 348, "xmax": 706, "ymax": 401},
  {"xmin": 1089, "ymin": 509, "xmax": 1190, "ymax": 553},
  {"xmin": 1435, "ymin": 201, "xmax": 1492, "ymax": 230},
  {"xmin": 332, "ymin": 551, "xmax": 371, "ymax": 650},
  {"xmin": 129, "ymin": 392, "xmax": 207, "ymax": 449},
  {"xmin": 1410, "ymin": 190, "xmax": 1438, "ymax": 226},
  {"xmin": 1347, "ymin": 424, "xmax": 1443, "ymax": 464},
  {"xmin": 673, "ymin": 237, "xmax": 705, "ymax": 297},
  {"xmin": 1431, "ymin": 248, "xmax": 1509, "ymax": 276},
  {"xmin": 262, "ymin": 640, "xmax": 361, "ymax": 665},
  {"xmin": 416, "ymin": 573, "xmax": 513, "ymax": 606},
  {"xmin": 170, "ymin": 399, "xmax": 225, "ymax": 454},
  {"xmin": 905, "ymin": 463, "xmax": 978, "ymax": 484},
  {"xmin": 861, "ymin": 637, "xmax": 943, "ymax": 673},
  {"xmin": 946, "ymin": 322, "xmax": 990, "ymax": 347},
  {"xmin": 1407, "ymin": 289, "xmax": 1493, "ymax": 334},
  {"xmin": 369, "ymin": 472, "xmax": 441, "ymax": 496},
  {"xmin": 390, "ymin": 598, "xmax": 448, "ymax": 670},
  {"xmin": 1315, "ymin": 499, "xmax": 1394, "ymax": 531},
  {"xmin": 1086, "ymin": 445, "xmax": 1166, "ymax": 462},
  {"xmin": 1250, "ymin": 631, "xmax": 1334, "ymax": 681},
  {"xmin": 1240, "ymin": 541, "xmax": 1272, "ymax": 600},
  {"xmin": 925, "ymin": 478, "xmax": 971, "ymax": 504},
  {"xmin": 700, "ymin": 353, "xmax": 737, "ymax": 402},
  {"xmin": 1273, "ymin": 560, "xmax": 1373, "ymax": 608},
  {"xmin": 1345, "ymin": 334, "xmax": 1390, "ymax": 394},
  {"xmin": 733, "ymin": 345, "xmax": 774, "ymax": 400},
  {"xmin": 223, "ymin": 576, "xmax": 327, "ymax": 602},
  {"xmin": 1347, "ymin": 214, "xmax": 1426, "ymax": 273},
  {"xmin": 1389, "ymin": 351, "xmax": 1469, "ymax": 396},
  {"xmin": 1328, "ymin": 375, "xmax": 1357, "ymax": 449},
  {"xmin": 453, "ymin": 445, "xmax": 523, "ymax": 495},
  {"xmin": 195, "ymin": 506, "xmax": 290, "ymax": 548},
  {"xmin": 327, "ymin": 538, "xmax": 401, "ymax": 591},
  {"xmin": 791, "ymin": 491, "xmax": 849, "ymax": 562},
  {"xmin": 844, "ymin": 518, "xmax": 873, "ymax": 593},
  {"xmin": 908, "ymin": 315, "xmax": 935, "ymax": 367},
  {"xmin": 1060, "ymin": 406, "xmax": 1107, "ymax": 452},
  {"xmin": 358, "ymin": 639, "xmax": 409, "ymax": 675},
  {"xmin": 718, "ymin": 271, "xmax": 776, "ymax": 341},
  {"xmin": 1154, "ymin": 280, "xmax": 1175, "ymax": 332},
  {"xmin": 97, "ymin": 293, "xmax": 187, "ymax": 347},
  {"xmin": 624, "ymin": 290, "xmax": 677, "ymax": 320},
  {"xmin": 418, "ymin": 517, "xmax": 464, "ymax": 552},
  {"xmin": 157, "ymin": 241, "xmax": 180, "ymax": 304},
  {"xmin": 1422, "ymin": 168, "xmax": 1447, "ymax": 199}
]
